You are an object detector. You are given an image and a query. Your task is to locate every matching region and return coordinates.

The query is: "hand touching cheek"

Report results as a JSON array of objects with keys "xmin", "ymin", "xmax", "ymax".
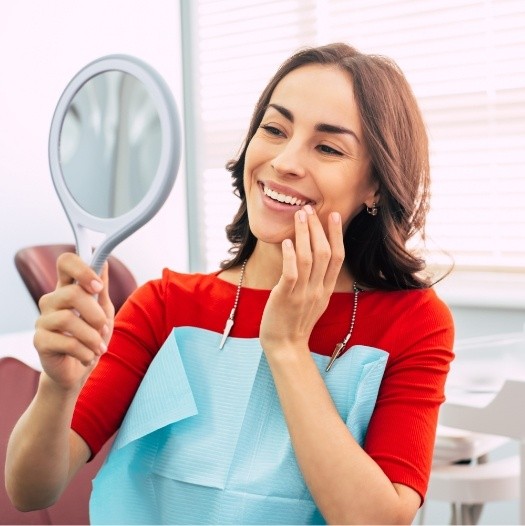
[{"xmin": 259, "ymin": 206, "xmax": 345, "ymax": 359}]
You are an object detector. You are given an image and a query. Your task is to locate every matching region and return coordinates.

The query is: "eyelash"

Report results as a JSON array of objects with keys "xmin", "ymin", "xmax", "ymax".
[
  {"xmin": 260, "ymin": 124, "xmax": 283, "ymax": 137},
  {"xmin": 259, "ymin": 124, "xmax": 343, "ymax": 156},
  {"xmin": 317, "ymin": 144, "xmax": 343, "ymax": 156}
]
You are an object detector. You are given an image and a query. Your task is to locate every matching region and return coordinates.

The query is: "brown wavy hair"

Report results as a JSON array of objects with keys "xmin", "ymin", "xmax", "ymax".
[{"xmin": 221, "ymin": 43, "xmax": 432, "ymax": 290}]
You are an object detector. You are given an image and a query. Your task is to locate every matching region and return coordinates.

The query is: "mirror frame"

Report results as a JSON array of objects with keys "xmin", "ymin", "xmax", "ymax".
[{"xmin": 49, "ymin": 54, "xmax": 181, "ymax": 273}]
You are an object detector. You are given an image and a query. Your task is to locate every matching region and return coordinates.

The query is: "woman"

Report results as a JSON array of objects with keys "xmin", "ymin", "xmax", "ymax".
[{"xmin": 6, "ymin": 43, "xmax": 454, "ymax": 524}]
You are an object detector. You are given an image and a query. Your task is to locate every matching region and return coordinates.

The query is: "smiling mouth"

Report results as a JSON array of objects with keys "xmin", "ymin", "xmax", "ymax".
[{"xmin": 261, "ymin": 183, "xmax": 314, "ymax": 207}]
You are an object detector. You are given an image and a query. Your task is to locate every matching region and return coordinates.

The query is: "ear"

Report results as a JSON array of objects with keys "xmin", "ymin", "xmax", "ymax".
[{"xmin": 364, "ymin": 182, "xmax": 381, "ymax": 209}]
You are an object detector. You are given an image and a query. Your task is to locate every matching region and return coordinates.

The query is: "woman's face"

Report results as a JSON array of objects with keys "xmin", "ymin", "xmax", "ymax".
[{"xmin": 243, "ymin": 64, "xmax": 378, "ymax": 245}]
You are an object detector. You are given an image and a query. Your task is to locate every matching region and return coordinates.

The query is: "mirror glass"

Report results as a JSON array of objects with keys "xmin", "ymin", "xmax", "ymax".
[
  {"xmin": 60, "ymin": 71, "xmax": 161, "ymax": 218},
  {"xmin": 49, "ymin": 55, "xmax": 181, "ymax": 273}
]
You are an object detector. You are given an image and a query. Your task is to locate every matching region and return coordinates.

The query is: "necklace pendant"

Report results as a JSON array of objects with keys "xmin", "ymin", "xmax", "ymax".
[
  {"xmin": 326, "ymin": 342, "xmax": 345, "ymax": 372},
  {"xmin": 219, "ymin": 315, "xmax": 235, "ymax": 350}
]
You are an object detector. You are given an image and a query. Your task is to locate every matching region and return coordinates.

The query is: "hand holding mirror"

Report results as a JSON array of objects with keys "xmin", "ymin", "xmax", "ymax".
[{"xmin": 49, "ymin": 54, "xmax": 181, "ymax": 273}]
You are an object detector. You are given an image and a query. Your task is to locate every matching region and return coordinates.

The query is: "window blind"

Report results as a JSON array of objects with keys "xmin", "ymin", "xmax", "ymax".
[{"xmin": 183, "ymin": 0, "xmax": 525, "ymax": 272}]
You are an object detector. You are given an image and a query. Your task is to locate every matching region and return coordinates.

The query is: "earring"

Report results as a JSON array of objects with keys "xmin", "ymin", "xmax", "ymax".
[{"xmin": 366, "ymin": 202, "xmax": 378, "ymax": 216}]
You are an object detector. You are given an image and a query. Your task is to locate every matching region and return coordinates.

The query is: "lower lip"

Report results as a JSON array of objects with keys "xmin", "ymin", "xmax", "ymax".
[{"xmin": 258, "ymin": 184, "xmax": 305, "ymax": 213}]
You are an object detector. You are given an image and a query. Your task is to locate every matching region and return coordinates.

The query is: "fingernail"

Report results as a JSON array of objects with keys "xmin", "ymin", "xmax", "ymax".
[
  {"xmin": 283, "ymin": 239, "xmax": 293, "ymax": 248},
  {"xmin": 297, "ymin": 210, "xmax": 307, "ymax": 223},
  {"xmin": 99, "ymin": 342, "xmax": 108, "ymax": 354},
  {"xmin": 102, "ymin": 324, "xmax": 110, "ymax": 337},
  {"xmin": 304, "ymin": 204, "xmax": 314, "ymax": 215},
  {"xmin": 91, "ymin": 280, "xmax": 103, "ymax": 293},
  {"xmin": 331, "ymin": 212, "xmax": 341, "ymax": 224}
]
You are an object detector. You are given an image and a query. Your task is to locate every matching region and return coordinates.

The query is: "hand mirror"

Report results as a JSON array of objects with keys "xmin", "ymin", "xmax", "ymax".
[{"xmin": 49, "ymin": 54, "xmax": 181, "ymax": 273}]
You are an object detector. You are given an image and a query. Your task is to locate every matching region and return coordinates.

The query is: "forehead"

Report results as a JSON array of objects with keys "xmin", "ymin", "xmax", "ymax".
[{"xmin": 268, "ymin": 64, "xmax": 360, "ymax": 123}]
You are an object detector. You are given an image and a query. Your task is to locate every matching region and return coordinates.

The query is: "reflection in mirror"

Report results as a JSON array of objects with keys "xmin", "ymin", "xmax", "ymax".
[{"xmin": 60, "ymin": 71, "xmax": 161, "ymax": 218}]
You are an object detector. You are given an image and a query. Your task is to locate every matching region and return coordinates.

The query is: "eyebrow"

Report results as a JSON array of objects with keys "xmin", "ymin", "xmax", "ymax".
[{"xmin": 266, "ymin": 103, "xmax": 361, "ymax": 144}]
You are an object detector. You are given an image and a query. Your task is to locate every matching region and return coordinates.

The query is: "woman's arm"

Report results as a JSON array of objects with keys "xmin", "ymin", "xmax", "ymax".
[
  {"xmin": 6, "ymin": 376, "xmax": 92, "ymax": 510},
  {"xmin": 260, "ymin": 207, "xmax": 420, "ymax": 524},
  {"xmin": 5, "ymin": 254, "xmax": 113, "ymax": 510},
  {"xmin": 266, "ymin": 351, "xmax": 420, "ymax": 524}
]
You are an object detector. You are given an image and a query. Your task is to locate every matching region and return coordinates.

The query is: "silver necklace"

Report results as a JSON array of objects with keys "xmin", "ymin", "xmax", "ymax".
[{"xmin": 219, "ymin": 259, "xmax": 360, "ymax": 372}]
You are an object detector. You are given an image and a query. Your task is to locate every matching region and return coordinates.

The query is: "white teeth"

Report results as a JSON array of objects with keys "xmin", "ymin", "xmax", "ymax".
[{"xmin": 263, "ymin": 185, "xmax": 308, "ymax": 206}]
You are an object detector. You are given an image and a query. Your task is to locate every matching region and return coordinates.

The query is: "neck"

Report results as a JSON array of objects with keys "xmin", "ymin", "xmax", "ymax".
[{"xmin": 244, "ymin": 242, "xmax": 283, "ymax": 289}]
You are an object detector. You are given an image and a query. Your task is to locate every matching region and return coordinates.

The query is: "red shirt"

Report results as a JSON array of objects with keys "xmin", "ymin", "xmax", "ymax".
[{"xmin": 72, "ymin": 269, "xmax": 454, "ymax": 501}]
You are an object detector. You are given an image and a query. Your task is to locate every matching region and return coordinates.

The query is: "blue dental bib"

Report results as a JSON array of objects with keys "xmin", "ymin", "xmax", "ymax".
[{"xmin": 90, "ymin": 327, "xmax": 387, "ymax": 524}]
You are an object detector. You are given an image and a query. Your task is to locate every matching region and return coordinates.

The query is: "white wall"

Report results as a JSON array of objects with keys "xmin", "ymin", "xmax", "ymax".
[{"xmin": 0, "ymin": 0, "xmax": 187, "ymax": 334}]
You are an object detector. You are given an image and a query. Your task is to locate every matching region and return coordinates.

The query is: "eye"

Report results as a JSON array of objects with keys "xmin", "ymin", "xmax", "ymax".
[
  {"xmin": 260, "ymin": 124, "xmax": 284, "ymax": 137},
  {"xmin": 318, "ymin": 144, "xmax": 343, "ymax": 156}
]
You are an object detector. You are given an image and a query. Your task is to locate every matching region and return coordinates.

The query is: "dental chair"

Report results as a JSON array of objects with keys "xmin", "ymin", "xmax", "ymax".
[
  {"xmin": 424, "ymin": 332, "xmax": 525, "ymax": 525},
  {"xmin": 14, "ymin": 243, "xmax": 137, "ymax": 312}
]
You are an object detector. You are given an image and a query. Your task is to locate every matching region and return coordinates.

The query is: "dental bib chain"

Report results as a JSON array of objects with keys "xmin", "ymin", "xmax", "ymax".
[
  {"xmin": 219, "ymin": 259, "xmax": 360, "ymax": 372},
  {"xmin": 325, "ymin": 281, "xmax": 360, "ymax": 372},
  {"xmin": 219, "ymin": 259, "xmax": 248, "ymax": 349}
]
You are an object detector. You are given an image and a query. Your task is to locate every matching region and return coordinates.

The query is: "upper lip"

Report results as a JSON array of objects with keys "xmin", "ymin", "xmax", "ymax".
[{"xmin": 259, "ymin": 180, "xmax": 316, "ymax": 204}]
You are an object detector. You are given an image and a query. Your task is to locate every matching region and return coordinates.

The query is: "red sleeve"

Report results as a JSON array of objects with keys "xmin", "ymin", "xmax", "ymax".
[
  {"xmin": 71, "ymin": 271, "xmax": 171, "ymax": 458},
  {"xmin": 363, "ymin": 291, "xmax": 455, "ymax": 502}
]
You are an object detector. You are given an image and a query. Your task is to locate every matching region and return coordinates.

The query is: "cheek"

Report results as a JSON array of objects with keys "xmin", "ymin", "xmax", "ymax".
[
  {"xmin": 336, "ymin": 170, "xmax": 375, "ymax": 224},
  {"xmin": 331, "ymin": 201, "xmax": 365, "ymax": 233},
  {"xmin": 243, "ymin": 144, "xmax": 257, "ymax": 187},
  {"xmin": 244, "ymin": 140, "xmax": 270, "ymax": 197},
  {"xmin": 243, "ymin": 156, "xmax": 254, "ymax": 193},
  {"xmin": 242, "ymin": 169, "xmax": 250, "ymax": 194}
]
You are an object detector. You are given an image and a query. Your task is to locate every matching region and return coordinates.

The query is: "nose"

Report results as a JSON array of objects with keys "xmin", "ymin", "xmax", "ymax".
[{"xmin": 271, "ymin": 138, "xmax": 307, "ymax": 178}]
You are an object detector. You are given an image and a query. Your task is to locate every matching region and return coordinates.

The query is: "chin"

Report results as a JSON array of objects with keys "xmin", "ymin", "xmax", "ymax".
[{"xmin": 248, "ymin": 222, "xmax": 294, "ymax": 246}]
